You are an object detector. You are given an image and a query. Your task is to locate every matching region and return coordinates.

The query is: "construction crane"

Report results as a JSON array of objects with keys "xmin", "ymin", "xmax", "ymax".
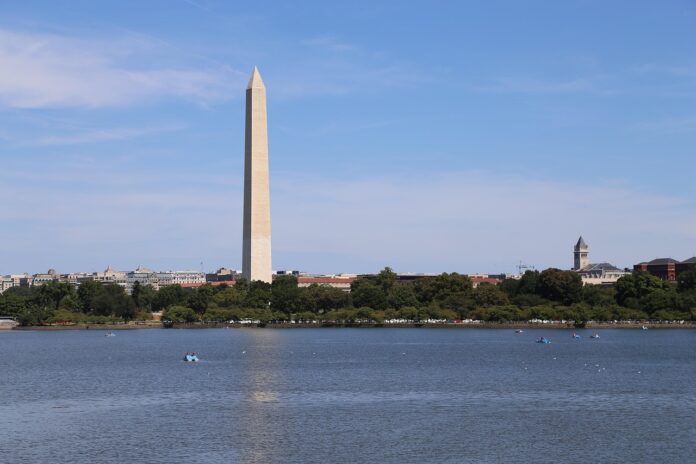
[{"xmin": 517, "ymin": 261, "xmax": 535, "ymax": 275}]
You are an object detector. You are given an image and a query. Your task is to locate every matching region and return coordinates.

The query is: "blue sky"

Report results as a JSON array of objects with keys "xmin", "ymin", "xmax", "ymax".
[{"xmin": 1, "ymin": 0, "xmax": 695, "ymax": 275}]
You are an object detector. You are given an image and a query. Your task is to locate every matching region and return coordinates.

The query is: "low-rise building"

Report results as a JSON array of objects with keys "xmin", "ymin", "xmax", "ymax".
[
  {"xmin": 32, "ymin": 269, "xmax": 59, "ymax": 286},
  {"xmin": 634, "ymin": 257, "xmax": 696, "ymax": 281},
  {"xmin": 469, "ymin": 275, "xmax": 502, "ymax": 288},
  {"xmin": 157, "ymin": 270, "xmax": 206, "ymax": 287},
  {"xmin": 206, "ymin": 267, "xmax": 239, "ymax": 283},
  {"xmin": 0, "ymin": 277, "xmax": 14, "ymax": 294},
  {"xmin": 297, "ymin": 276, "xmax": 355, "ymax": 291}
]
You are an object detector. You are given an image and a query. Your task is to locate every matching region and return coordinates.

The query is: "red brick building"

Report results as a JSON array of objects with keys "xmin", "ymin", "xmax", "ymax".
[{"xmin": 634, "ymin": 257, "xmax": 696, "ymax": 281}]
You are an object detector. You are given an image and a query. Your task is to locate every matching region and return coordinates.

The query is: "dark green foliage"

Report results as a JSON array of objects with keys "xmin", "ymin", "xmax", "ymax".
[
  {"xmin": 677, "ymin": 266, "xmax": 696, "ymax": 292},
  {"xmin": 473, "ymin": 283, "xmax": 510, "ymax": 307},
  {"xmin": 244, "ymin": 280, "xmax": 272, "ymax": 308},
  {"xmin": 3, "ymin": 266, "xmax": 696, "ymax": 326},
  {"xmin": 92, "ymin": 284, "xmax": 136, "ymax": 320},
  {"xmin": 615, "ymin": 271, "xmax": 669, "ymax": 306},
  {"xmin": 187, "ymin": 284, "xmax": 215, "ymax": 313},
  {"xmin": 537, "ymin": 268, "xmax": 583, "ymax": 305},
  {"xmin": 413, "ymin": 273, "xmax": 473, "ymax": 304},
  {"xmin": 271, "ymin": 275, "xmax": 300, "ymax": 312},
  {"xmin": 516, "ymin": 271, "xmax": 540, "ymax": 295},
  {"xmin": 152, "ymin": 284, "xmax": 186, "ymax": 311},
  {"xmin": 132, "ymin": 282, "xmax": 157, "ymax": 312},
  {"xmin": 351, "ymin": 279, "xmax": 388, "ymax": 310},
  {"xmin": 163, "ymin": 305, "xmax": 198, "ymax": 322}
]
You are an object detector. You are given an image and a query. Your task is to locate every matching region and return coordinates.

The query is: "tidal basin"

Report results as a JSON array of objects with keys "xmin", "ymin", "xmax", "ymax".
[{"xmin": 1, "ymin": 328, "xmax": 694, "ymax": 463}]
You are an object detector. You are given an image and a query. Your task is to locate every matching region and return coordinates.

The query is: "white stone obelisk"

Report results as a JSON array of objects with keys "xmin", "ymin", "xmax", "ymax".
[{"xmin": 242, "ymin": 67, "xmax": 272, "ymax": 283}]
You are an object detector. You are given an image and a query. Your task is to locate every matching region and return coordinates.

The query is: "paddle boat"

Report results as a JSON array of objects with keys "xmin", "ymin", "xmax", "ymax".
[
  {"xmin": 572, "ymin": 332, "xmax": 582, "ymax": 339},
  {"xmin": 105, "ymin": 331, "xmax": 115, "ymax": 337},
  {"xmin": 515, "ymin": 329, "xmax": 524, "ymax": 333},
  {"xmin": 590, "ymin": 333, "xmax": 600, "ymax": 339},
  {"xmin": 183, "ymin": 352, "xmax": 200, "ymax": 362},
  {"xmin": 536, "ymin": 337, "xmax": 551, "ymax": 344},
  {"xmin": 641, "ymin": 325, "xmax": 648, "ymax": 330}
]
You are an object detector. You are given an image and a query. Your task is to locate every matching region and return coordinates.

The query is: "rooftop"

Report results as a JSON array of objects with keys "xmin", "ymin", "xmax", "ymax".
[{"xmin": 580, "ymin": 262, "xmax": 622, "ymax": 272}]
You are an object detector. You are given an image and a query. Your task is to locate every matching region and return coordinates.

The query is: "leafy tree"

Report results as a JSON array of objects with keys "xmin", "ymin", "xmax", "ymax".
[
  {"xmin": 582, "ymin": 285, "xmax": 616, "ymax": 307},
  {"xmin": 516, "ymin": 270, "xmax": 540, "ymax": 295},
  {"xmin": 387, "ymin": 284, "xmax": 419, "ymax": 309},
  {"xmin": 244, "ymin": 280, "xmax": 272, "ymax": 308},
  {"xmin": 212, "ymin": 286, "xmax": 246, "ymax": 308},
  {"xmin": 200, "ymin": 307, "xmax": 234, "ymax": 322},
  {"xmin": 413, "ymin": 273, "xmax": 473, "ymax": 304},
  {"xmin": 91, "ymin": 284, "xmax": 135, "ymax": 319},
  {"xmin": 640, "ymin": 288, "xmax": 678, "ymax": 315},
  {"xmin": 473, "ymin": 283, "xmax": 510, "ymax": 307},
  {"xmin": 537, "ymin": 268, "xmax": 583, "ymax": 305},
  {"xmin": 498, "ymin": 278, "xmax": 520, "ymax": 297},
  {"xmin": 163, "ymin": 305, "xmax": 198, "ymax": 322},
  {"xmin": 39, "ymin": 281, "xmax": 75, "ymax": 311},
  {"xmin": 132, "ymin": 282, "xmax": 157, "ymax": 311},
  {"xmin": 153, "ymin": 284, "xmax": 186, "ymax": 311},
  {"xmin": 351, "ymin": 279, "xmax": 388, "ymax": 310},
  {"xmin": 615, "ymin": 271, "xmax": 671, "ymax": 306},
  {"xmin": 677, "ymin": 266, "xmax": 696, "ymax": 292},
  {"xmin": 188, "ymin": 284, "xmax": 216, "ymax": 313},
  {"xmin": 375, "ymin": 267, "xmax": 397, "ymax": 291},
  {"xmin": 77, "ymin": 280, "xmax": 103, "ymax": 313},
  {"xmin": 271, "ymin": 275, "xmax": 300, "ymax": 313}
]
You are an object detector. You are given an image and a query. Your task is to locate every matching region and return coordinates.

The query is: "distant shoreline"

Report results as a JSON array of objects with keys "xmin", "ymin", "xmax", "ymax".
[{"xmin": 8, "ymin": 321, "xmax": 696, "ymax": 331}]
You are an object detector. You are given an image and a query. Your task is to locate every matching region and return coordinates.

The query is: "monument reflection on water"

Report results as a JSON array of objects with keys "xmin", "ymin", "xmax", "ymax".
[{"xmin": 237, "ymin": 329, "xmax": 282, "ymax": 463}]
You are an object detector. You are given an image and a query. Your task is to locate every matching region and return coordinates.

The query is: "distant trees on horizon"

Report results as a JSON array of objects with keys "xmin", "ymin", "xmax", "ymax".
[{"xmin": 1, "ymin": 266, "xmax": 695, "ymax": 326}]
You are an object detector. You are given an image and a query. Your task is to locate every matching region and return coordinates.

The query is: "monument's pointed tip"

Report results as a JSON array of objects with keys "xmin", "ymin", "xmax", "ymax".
[{"xmin": 247, "ymin": 66, "xmax": 265, "ymax": 90}]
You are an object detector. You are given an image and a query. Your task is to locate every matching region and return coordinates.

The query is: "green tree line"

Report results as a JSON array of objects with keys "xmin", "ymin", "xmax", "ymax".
[{"xmin": 1, "ymin": 266, "xmax": 695, "ymax": 326}]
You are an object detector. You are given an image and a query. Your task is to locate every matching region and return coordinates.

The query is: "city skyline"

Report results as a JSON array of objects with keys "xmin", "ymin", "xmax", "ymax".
[{"xmin": 1, "ymin": 1, "xmax": 696, "ymax": 275}]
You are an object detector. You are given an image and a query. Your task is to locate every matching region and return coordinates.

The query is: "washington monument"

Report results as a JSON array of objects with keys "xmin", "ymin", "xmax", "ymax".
[{"xmin": 242, "ymin": 67, "xmax": 272, "ymax": 283}]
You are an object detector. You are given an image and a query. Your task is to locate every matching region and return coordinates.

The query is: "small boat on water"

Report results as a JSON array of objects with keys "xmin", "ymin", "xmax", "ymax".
[
  {"xmin": 183, "ymin": 353, "xmax": 199, "ymax": 362},
  {"xmin": 641, "ymin": 325, "xmax": 648, "ymax": 330},
  {"xmin": 536, "ymin": 337, "xmax": 551, "ymax": 344},
  {"xmin": 105, "ymin": 331, "xmax": 115, "ymax": 337},
  {"xmin": 515, "ymin": 329, "xmax": 524, "ymax": 333},
  {"xmin": 572, "ymin": 332, "xmax": 581, "ymax": 339},
  {"xmin": 590, "ymin": 333, "xmax": 600, "ymax": 339}
]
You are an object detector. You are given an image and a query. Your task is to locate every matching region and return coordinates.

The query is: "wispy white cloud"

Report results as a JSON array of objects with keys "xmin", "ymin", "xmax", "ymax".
[
  {"xmin": 475, "ymin": 76, "xmax": 602, "ymax": 94},
  {"xmin": 636, "ymin": 63, "xmax": 696, "ymax": 78},
  {"xmin": 268, "ymin": 35, "xmax": 425, "ymax": 98},
  {"xmin": 271, "ymin": 172, "xmax": 696, "ymax": 273},
  {"xmin": 1, "ymin": 163, "xmax": 694, "ymax": 275},
  {"xmin": 272, "ymin": 61, "xmax": 424, "ymax": 98},
  {"xmin": 0, "ymin": 28, "xmax": 242, "ymax": 108},
  {"xmin": 25, "ymin": 124, "xmax": 186, "ymax": 146},
  {"xmin": 301, "ymin": 36, "xmax": 357, "ymax": 53},
  {"xmin": 636, "ymin": 115, "xmax": 696, "ymax": 134},
  {"xmin": 278, "ymin": 119, "xmax": 396, "ymax": 137}
]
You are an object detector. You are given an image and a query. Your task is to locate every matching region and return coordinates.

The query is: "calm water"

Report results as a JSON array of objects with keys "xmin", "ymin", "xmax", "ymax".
[{"xmin": 1, "ymin": 328, "xmax": 695, "ymax": 464}]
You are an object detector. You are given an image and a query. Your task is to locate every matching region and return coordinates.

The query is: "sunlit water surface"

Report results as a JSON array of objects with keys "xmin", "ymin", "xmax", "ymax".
[{"xmin": 1, "ymin": 328, "xmax": 695, "ymax": 463}]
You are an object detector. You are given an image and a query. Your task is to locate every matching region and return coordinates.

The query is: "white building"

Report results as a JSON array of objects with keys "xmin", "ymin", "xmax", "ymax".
[
  {"xmin": 156, "ymin": 271, "xmax": 206, "ymax": 287},
  {"xmin": 31, "ymin": 269, "xmax": 59, "ymax": 286},
  {"xmin": 572, "ymin": 237, "xmax": 630, "ymax": 285},
  {"xmin": 124, "ymin": 267, "xmax": 205, "ymax": 293},
  {"xmin": 0, "ymin": 277, "xmax": 14, "ymax": 294},
  {"xmin": 126, "ymin": 266, "xmax": 159, "ymax": 293},
  {"xmin": 93, "ymin": 266, "xmax": 128, "ymax": 287}
]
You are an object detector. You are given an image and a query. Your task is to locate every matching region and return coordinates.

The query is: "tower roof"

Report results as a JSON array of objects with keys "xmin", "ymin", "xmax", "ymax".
[
  {"xmin": 575, "ymin": 236, "xmax": 588, "ymax": 250},
  {"xmin": 247, "ymin": 66, "xmax": 265, "ymax": 90}
]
